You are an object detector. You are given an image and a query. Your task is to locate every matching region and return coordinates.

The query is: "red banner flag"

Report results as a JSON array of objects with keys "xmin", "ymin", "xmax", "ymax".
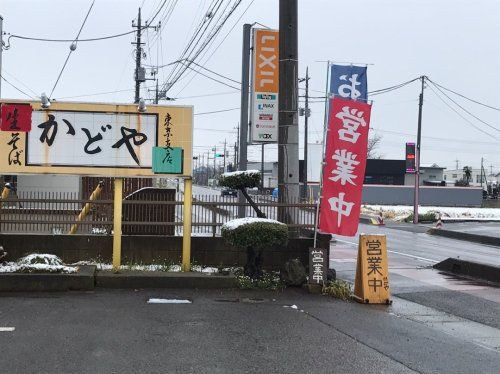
[
  {"xmin": 1, "ymin": 104, "xmax": 33, "ymax": 132},
  {"xmin": 318, "ymin": 97, "xmax": 371, "ymax": 236}
]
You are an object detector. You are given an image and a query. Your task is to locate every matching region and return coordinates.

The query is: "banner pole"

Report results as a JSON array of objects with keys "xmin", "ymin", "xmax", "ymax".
[{"xmin": 313, "ymin": 60, "xmax": 331, "ymax": 248}]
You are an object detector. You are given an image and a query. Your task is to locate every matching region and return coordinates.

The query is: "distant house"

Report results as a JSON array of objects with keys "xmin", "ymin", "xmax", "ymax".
[{"xmin": 443, "ymin": 168, "xmax": 484, "ymax": 187}]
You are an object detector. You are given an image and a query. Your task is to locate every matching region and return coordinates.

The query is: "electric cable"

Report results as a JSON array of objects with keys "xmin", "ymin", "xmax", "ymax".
[
  {"xmin": 49, "ymin": 0, "xmax": 96, "ymax": 98},
  {"xmin": 162, "ymin": 0, "xmax": 243, "ymax": 93},
  {"xmin": 194, "ymin": 107, "xmax": 240, "ymax": 115},
  {"xmin": 427, "ymin": 84, "xmax": 498, "ymax": 140},
  {"xmin": 426, "ymin": 79, "xmax": 500, "ymax": 133},
  {"xmin": 179, "ymin": 61, "xmax": 239, "ymax": 90},
  {"xmin": 4, "ymin": 0, "xmax": 168, "ymax": 47},
  {"xmin": 0, "ymin": 75, "xmax": 35, "ymax": 99},
  {"xmin": 427, "ymin": 78, "xmax": 500, "ymax": 112},
  {"xmin": 173, "ymin": 0, "xmax": 255, "ymax": 96}
]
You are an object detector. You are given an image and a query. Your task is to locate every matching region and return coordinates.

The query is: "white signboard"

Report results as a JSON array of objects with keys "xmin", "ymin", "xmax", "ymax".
[
  {"xmin": 250, "ymin": 28, "xmax": 279, "ymax": 143},
  {"xmin": 27, "ymin": 110, "xmax": 157, "ymax": 168}
]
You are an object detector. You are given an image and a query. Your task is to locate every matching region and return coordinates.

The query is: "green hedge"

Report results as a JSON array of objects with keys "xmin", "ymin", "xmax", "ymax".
[
  {"xmin": 221, "ymin": 219, "xmax": 288, "ymax": 250},
  {"xmin": 219, "ymin": 171, "xmax": 260, "ymax": 189}
]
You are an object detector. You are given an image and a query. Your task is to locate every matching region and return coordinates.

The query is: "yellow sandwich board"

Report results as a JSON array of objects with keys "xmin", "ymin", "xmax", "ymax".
[{"xmin": 354, "ymin": 234, "xmax": 391, "ymax": 304}]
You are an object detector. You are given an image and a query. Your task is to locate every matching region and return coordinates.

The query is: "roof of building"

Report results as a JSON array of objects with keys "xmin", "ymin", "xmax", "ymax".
[{"xmin": 420, "ymin": 163, "xmax": 445, "ymax": 169}]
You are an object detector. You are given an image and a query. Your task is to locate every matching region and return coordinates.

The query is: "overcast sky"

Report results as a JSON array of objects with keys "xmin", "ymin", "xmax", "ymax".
[{"xmin": 2, "ymin": 0, "xmax": 499, "ymax": 173}]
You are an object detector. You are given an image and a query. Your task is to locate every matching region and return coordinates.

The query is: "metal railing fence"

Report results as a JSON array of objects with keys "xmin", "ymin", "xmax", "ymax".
[{"xmin": 0, "ymin": 191, "xmax": 316, "ymax": 236}]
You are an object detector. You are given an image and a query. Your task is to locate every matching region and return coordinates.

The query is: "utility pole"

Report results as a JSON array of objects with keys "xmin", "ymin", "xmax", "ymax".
[
  {"xmin": 490, "ymin": 164, "xmax": 494, "ymax": 176},
  {"xmin": 303, "ymin": 67, "xmax": 310, "ymax": 200},
  {"xmin": 413, "ymin": 76, "xmax": 425, "ymax": 224},
  {"xmin": 480, "ymin": 157, "xmax": 484, "ymax": 188},
  {"xmin": 133, "ymin": 8, "xmax": 144, "ymax": 104},
  {"xmin": 455, "ymin": 159, "xmax": 459, "ymax": 170},
  {"xmin": 154, "ymin": 79, "xmax": 159, "ymax": 104},
  {"xmin": 223, "ymin": 139, "xmax": 227, "ymax": 173},
  {"xmin": 206, "ymin": 151, "xmax": 210, "ymax": 186},
  {"xmin": 234, "ymin": 141, "xmax": 238, "ymax": 170},
  {"xmin": 278, "ymin": 0, "xmax": 300, "ymax": 223},
  {"xmin": 238, "ymin": 24, "xmax": 252, "ymax": 217},
  {"xmin": 213, "ymin": 146, "xmax": 217, "ymax": 178}
]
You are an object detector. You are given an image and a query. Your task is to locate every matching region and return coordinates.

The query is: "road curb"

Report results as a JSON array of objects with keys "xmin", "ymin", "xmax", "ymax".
[
  {"xmin": 95, "ymin": 270, "xmax": 238, "ymax": 289},
  {"xmin": 0, "ymin": 265, "xmax": 96, "ymax": 292},
  {"xmin": 433, "ymin": 258, "xmax": 500, "ymax": 284},
  {"xmin": 427, "ymin": 228, "xmax": 500, "ymax": 247}
]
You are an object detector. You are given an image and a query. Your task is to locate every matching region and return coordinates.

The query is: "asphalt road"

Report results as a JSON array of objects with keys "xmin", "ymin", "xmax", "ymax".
[
  {"xmin": 331, "ymin": 222, "xmax": 500, "ymax": 332},
  {"xmin": 1, "ymin": 288, "xmax": 499, "ymax": 374}
]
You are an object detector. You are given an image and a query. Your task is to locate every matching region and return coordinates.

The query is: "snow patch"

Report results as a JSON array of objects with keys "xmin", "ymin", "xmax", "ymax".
[
  {"xmin": 221, "ymin": 170, "xmax": 260, "ymax": 178},
  {"xmin": 147, "ymin": 298, "xmax": 192, "ymax": 304},
  {"xmin": 222, "ymin": 217, "xmax": 286, "ymax": 230},
  {"xmin": 0, "ymin": 254, "xmax": 77, "ymax": 274},
  {"xmin": 362, "ymin": 205, "xmax": 500, "ymax": 221}
]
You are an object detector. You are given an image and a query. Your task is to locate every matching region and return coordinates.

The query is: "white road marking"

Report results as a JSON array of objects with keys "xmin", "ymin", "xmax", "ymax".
[
  {"xmin": 0, "ymin": 327, "xmax": 15, "ymax": 332},
  {"xmin": 334, "ymin": 238, "xmax": 438, "ymax": 264},
  {"xmin": 147, "ymin": 298, "xmax": 192, "ymax": 304}
]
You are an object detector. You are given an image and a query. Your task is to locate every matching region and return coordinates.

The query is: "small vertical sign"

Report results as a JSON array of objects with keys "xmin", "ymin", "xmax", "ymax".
[
  {"xmin": 405, "ymin": 142, "xmax": 416, "ymax": 173},
  {"xmin": 309, "ymin": 247, "xmax": 328, "ymax": 285},
  {"xmin": 354, "ymin": 234, "xmax": 391, "ymax": 304}
]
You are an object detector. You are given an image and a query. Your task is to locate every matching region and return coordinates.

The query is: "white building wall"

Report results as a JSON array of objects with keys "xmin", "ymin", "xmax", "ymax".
[{"xmin": 17, "ymin": 175, "xmax": 81, "ymax": 196}]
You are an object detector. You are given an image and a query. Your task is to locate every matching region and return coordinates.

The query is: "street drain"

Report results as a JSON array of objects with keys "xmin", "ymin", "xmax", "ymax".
[{"xmin": 214, "ymin": 298, "xmax": 240, "ymax": 303}]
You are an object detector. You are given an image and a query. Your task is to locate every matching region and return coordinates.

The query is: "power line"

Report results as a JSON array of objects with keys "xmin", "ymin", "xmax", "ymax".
[
  {"xmin": 173, "ymin": 0, "xmax": 255, "ymax": 96},
  {"xmin": 163, "ymin": 0, "xmax": 225, "ymax": 89},
  {"xmin": 369, "ymin": 77, "xmax": 421, "ymax": 96},
  {"xmin": 179, "ymin": 61, "xmax": 240, "ymax": 90},
  {"xmin": 370, "ymin": 126, "xmax": 499, "ymax": 145},
  {"xmin": 0, "ymin": 75, "xmax": 35, "ymax": 99},
  {"xmin": 428, "ymin": 78, "xmax": 500, "ymax": 112},
  {"xmin": 4, "ymin": 0, "xmax": 167, "ymax": 47},
  {"xmin": 427, "ymin": 84, "xmax": 498, "ymax": 140},
  {"xmin": 426, "ymin": 79, "xmax": 500, "ymax": 133},
  {"xmin": 182, "ymin": 60, "xmax": 240, "ymax": 84},
  {"xmin": 49, "ymin": 0, "xmax": 96, "ymax": 98},
  {"xmin": 2, "ymin": 69, "xmax": 38, "ymax": 97},
  {"xmin": 194, "ymin": 107, "xmax": 240, "ymax": 115},
  {"xmin": 162, "ymin": 0, "xmax": 244, "ymax": 93}
]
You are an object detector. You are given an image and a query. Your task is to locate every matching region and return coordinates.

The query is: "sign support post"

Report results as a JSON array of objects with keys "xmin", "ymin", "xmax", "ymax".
[
  {"xmin": 112, "ymin": 178, "xmax": 123, "ymax": 272},
  {"xmin": 182, "ymin": 178, "xmax": 193, "ymax": 272}
]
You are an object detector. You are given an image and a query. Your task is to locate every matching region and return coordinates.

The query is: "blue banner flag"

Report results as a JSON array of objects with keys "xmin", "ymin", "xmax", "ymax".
[{"xmin": 329, "ymin": 64, "xmax": 368, "ymax": 101}]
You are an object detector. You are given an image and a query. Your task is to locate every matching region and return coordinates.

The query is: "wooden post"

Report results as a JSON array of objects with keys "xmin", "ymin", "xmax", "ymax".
[
  {"xmin": 182, "ymin": 178, "xmax": 193, "ymax": 272},
  {"xmin": 112, "ymin": 178, "xmax": 123, "ymax": 272}
]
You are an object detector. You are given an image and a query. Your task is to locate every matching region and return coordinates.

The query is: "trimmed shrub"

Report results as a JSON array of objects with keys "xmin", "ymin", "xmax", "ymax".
[
  {"xmin": 221, "ymin": 218, "xmax": 288, "ymax": 250},
  {"xmin": 221, "ymin": 218, "xmax": 289, "ymax": 277},
  {"xmin": 219, "ymin": 170, "xmax": 260, "ymax": 190}
]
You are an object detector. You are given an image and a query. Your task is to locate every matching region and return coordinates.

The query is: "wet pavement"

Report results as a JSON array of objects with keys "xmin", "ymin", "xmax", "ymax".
[
  {"xmin": 436, "ymin": 221, "xmax": 500, "ymax": 239},
  {"xmin": 331, "ymin": 222, "xmax": 500, "ymax": 353},
  {"xmin": 1, "ymin": 288, "xmax": 499, "ymax": 373}
]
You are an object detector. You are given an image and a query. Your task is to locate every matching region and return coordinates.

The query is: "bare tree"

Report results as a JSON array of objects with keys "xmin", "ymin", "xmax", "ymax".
[{"xmin": 367, "ymin": 133, "xmax": 383, "ymax": 159}]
